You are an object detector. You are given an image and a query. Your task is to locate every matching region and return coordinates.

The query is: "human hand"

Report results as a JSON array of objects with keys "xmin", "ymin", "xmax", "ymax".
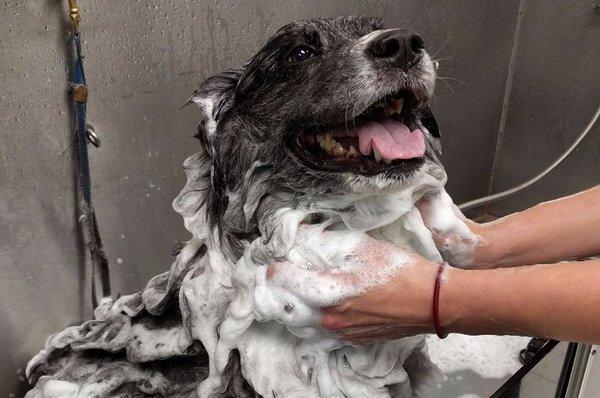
[
  {"xmin": 416, "ymin": 190, "xmax": 482, "ymax": 268},
  {"xmin": 266, "ymin": 234, "xmax": 439, "ymax": 345}
]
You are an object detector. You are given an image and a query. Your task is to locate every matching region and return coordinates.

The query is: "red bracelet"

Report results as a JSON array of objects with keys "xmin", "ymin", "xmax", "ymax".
[{"xmin": 433, "ymin": 262, "xmax": 448, "ymax": 339}]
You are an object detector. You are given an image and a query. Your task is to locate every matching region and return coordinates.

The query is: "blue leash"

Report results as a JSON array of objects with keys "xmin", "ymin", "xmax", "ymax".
[
  {"xmin": 73, "ymin": 34, "xmax": 91, "ymax": 202},
  {"xmin": 72, "ymin": 32, "xmax": 111, "ymax": 307}
]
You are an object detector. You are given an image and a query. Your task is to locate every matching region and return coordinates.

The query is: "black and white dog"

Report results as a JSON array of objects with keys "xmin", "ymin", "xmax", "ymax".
[
  {"xmin": 27, "ymin": 16, "xmax": 473, "ymax": 398},
  {"xmin": 194, "ymin": 16, "xmax": 438, "ymax": 254}
]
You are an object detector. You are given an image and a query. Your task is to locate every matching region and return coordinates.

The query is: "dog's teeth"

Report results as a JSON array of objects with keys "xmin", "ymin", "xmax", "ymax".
[
  {"xmin": 383, "ymin": 98, "xmax": 404, "ymax": 116},
  {"xmin": 317, "ymin": 134, "xmax": 327, "ymax": 150},
  {"xmin": 393, "ymin": 98, "xmax": 404, "ymax": 113},
  {"xmin": 373, "ymin": 147, "xmax": 383, "ymax": 162},
  {"xmin": 383, "ymin": 158, "xmax": 392, "ymax": 164},
  {"xmin": 318, "ymin": 133, "xmax": 345, "ymax": 155},
  {"xmin": 379, "ymin": 98, "xmax": 405, "ymax": 117},
  {"xmin": 324, "ymin": 133, "xmax": 336, "ymax": 152},
  {"xmin": 347, "ymin": 146, "xmax": 359, "ymax": 158},
  {"xmin": 332, "ymin": 144, "xmax": 347, "ymax": 156}
]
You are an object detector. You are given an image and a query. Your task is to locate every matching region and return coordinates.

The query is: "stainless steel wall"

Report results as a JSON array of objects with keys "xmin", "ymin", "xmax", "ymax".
[
  {"xmin": 488, "ymin": 0, "xmax": 600, "ymax": 215},
  {"xmin": 3, "ymin": 0, "xmax": 596, "ymax": 395}
]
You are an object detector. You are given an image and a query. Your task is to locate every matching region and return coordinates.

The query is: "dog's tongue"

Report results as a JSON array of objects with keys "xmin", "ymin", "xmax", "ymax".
[{"xmin": 355, "ymin": 120, "xmax": 426, "ymax": 160}]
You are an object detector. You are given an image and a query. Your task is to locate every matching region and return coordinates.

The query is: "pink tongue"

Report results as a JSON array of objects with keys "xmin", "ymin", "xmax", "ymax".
[{"xmin": 353, "ymin": 120, "xmax": 426, "ymax": 160}]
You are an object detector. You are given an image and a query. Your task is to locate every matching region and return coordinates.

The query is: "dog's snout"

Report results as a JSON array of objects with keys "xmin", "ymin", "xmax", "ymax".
[{"xmin": 368, "ymin": 30, "xmax": 425, "ymax": 70}]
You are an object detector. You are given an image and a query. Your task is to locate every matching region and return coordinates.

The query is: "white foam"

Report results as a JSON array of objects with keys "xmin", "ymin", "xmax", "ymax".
[
  {"xmin": 417, "ymin": 190, "xmax": 480, "ymax": 267},
  {"xmin": 170, "ymin": 155, "xmax": 484, "ymax": 397},
  {"xmin": 425, "ymin": 334, "xmax": 530, "ymax": 397},
  {"xmin": 27, "ymin": 149, "xmax": 527, "ymax": 397}
]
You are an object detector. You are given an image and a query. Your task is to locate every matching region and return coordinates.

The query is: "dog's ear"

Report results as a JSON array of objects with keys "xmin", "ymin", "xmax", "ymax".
[
  {"xmin": 189, "ymin": 68, "xmax": 243, "ymax": 136},
  {"xmin": 187, "ymin": 68, "xmax": 243, "ymax": 162},
  {"xmin": 187, "ymin": 69, "xmax": 243, "ymax": 240}
]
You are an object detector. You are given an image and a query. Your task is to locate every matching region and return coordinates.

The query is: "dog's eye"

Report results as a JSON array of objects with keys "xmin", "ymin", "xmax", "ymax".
[{"xmin": 288, "ymin": 45, "xmax": 314, "ymax": 63}]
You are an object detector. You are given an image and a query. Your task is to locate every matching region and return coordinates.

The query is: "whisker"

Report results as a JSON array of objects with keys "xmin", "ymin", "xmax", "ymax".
[
  {"xmin": 345, "ymin": 105, "xmax": 350, "ymax": 134},
  {"xmin": 431, "ymin": 56, "xmax": 454, "ymax": 65},
  {"xmin": 437, "ymin": 75, "xmax": 468, "ymax": 88},
  {"xmin": 437, "ymin": 77, "xmax": 455, "ymax": 95},
  {"xmin": 430, "ymin": 35, "xmax": 451, "ymax": 59}
]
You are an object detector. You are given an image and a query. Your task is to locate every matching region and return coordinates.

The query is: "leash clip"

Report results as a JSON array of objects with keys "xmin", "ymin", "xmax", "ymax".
[{"xmin": 86, "ymin": 124, "xmax": 101, "ymax": 148}]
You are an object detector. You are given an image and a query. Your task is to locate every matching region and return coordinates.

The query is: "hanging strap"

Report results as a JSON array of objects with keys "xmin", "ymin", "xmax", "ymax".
[{"xmin": 69, "ymin": 1, "xmax": 111, "ymax": 308}]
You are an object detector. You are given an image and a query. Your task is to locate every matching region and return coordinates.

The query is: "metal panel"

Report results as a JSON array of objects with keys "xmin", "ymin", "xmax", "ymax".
[
  {"xmin": 488, "ymin": 0, "xmax": 600, "ymax": 215},
  {"xmin": 579, "ymin": 346, "xmax": 600, "ymax": 398},
  {"xmin": 564, "ymin": 344, "xmax": 592, "ymax": 398},
  {"xmin": 0, "ymin": 1, "xmax": 519, "ymax": 394}
]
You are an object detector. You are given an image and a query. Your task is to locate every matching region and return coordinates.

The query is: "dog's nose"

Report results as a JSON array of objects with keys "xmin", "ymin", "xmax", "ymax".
[{"xmin": 368, "ymin": 30, "xmax": 425, "ymax": 70}]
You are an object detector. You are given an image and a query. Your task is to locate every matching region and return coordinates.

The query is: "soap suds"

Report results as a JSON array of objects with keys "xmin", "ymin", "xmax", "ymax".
[
  {"xmin": 417, "ymin": 190, "xmax": 480, "ymax": 268},
  {"xmin": 26, "ymin": 150, "xmax": 522, "ymax": 398},
  {"xmin": 177, "ymin": 156, "xmax": 471, "ymax": 397},
  {"xmin": 425, "ymin": 334, "xmax": 530, "ymax": 398}
]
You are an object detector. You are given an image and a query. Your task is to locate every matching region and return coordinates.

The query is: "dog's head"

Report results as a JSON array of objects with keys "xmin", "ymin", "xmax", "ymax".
[{"xmin": 190, "ymin": 16, "xmax": 439, "ymax": 242}]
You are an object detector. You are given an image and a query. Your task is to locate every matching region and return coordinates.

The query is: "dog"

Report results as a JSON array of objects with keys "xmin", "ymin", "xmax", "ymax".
[
  {"xmin": 193, "ymin": 16, "xmax": 438, "ymax": 255},
  {"xmin": 27, "ymin": 16, "xmax": 472, "ymax": 397}
]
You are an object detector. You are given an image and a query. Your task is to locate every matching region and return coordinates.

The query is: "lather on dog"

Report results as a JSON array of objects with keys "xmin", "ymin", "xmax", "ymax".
[{"xmin": 27, "ymin": 16, "xmax": 477, "ymax": 397}]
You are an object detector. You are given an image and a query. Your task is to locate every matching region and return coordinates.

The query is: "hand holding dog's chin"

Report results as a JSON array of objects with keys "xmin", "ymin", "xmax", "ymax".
[
  {"xmin": 267, "ymin": 237, "xmax": 439, "ymax": 343},
  {"xmin": 319, "ymin": 253, "xmax": 438, "ymax": 343}
]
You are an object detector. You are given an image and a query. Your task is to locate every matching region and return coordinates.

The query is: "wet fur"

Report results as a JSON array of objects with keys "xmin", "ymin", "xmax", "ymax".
[
  {"xmin": 192, "ymin": 16, "xmax": 436, "ymax": 258},
  {"xmin": 27, "ymin": 16, "xmax": 438, "ymax": 397}
]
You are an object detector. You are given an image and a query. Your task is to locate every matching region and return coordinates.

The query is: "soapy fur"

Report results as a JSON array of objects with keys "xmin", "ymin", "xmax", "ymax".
[
  {"xmin": 209, "ymin": 165, "xmax": 450, "ymax": 398},
  {"xmin": 26, "ymin": 16, "xmax": 480, "ymax": 397},
  {"xmin": 26, "ymin": 150, "xmax": 475, "ymax": 397}
]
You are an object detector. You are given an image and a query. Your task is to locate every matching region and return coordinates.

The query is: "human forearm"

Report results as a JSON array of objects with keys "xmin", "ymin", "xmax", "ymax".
[
  {"xmin": 442, "ymin": 259, "xmax": 600, "ymax": 344},
  {"xmin": 269, "ymin": 230, "xmax": 600, "ymax": 345},
  {"xmin": 473, "ymin": 186, "xmax": 600, "ymax": 267}
]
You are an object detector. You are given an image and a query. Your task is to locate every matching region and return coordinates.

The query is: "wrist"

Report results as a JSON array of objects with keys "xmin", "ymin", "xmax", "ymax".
[
  {"xmin": 432, "ymin": 262, "xmax": 448, "ymax": 338},
  {"xmin": 472, "ymin": 219, "xmax": 516, "ymax": 269},
  {"xmin": 438, "ymin": 266, "xmax": 515, "ymax": 336},
  {"xmin": 437, "ymin": 266, "xmax": 471, "ymax": 334}
]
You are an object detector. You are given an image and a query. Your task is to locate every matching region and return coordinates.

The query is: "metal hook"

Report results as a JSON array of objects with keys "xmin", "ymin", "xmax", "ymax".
[{"xmin": 86, "ymin": 124, "xmax": 101, "ymax": 148}]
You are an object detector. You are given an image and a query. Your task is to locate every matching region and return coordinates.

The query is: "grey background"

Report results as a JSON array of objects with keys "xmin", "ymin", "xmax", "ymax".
[
  {"xmin": 487, "ymin": 1, "xmax": 600, "ymax": 215},
  {"xmin": 0, "ymin": 0, "xmax": 597, "ymax": 395}
]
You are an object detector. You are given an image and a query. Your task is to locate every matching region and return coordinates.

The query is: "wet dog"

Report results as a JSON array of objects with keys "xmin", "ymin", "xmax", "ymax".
[
  {"xmin": 27, "ymin": 16, "xmax": 451, "ymax": 398},
  {"xmin": 193, "ymin": 16, "xmax": 439, "ymax": 256}
]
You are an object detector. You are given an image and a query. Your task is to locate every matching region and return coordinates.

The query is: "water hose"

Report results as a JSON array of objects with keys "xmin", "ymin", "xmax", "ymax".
[{"xmin": 459, "ymin": 104, "xmax": 600, "ymax": 211}]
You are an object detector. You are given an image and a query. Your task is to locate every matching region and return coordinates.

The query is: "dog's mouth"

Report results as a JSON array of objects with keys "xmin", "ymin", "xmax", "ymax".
[{"xmin": 289, "ymin": 90, "xmax": 428, "ymax": 176}]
